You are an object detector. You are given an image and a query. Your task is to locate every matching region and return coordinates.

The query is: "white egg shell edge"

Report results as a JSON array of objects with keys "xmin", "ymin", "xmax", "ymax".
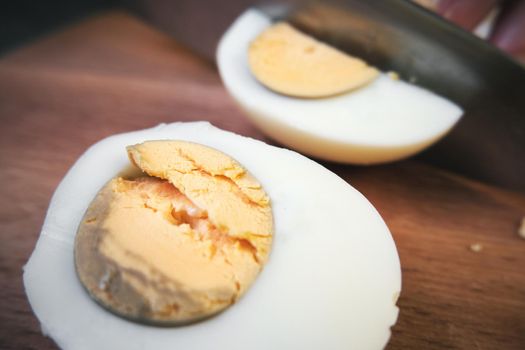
[
  {"xmin": 217, "ymin": 9, "xmax": 464, "ymax": 164},
  {"xmin": 24, "ymin": 122, "xmax": 401, "ymax": 350}
]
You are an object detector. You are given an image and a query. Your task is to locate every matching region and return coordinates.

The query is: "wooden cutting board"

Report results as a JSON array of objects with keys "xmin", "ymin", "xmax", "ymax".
[{"xmin": 0, "ymin": 11, "xmax": 524, "ymax": 350}]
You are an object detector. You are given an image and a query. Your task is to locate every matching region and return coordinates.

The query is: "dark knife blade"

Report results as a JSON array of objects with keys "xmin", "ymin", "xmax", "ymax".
[{"xmin": 275, "ymin": 0, "xmax": 525, "ymax": 192}]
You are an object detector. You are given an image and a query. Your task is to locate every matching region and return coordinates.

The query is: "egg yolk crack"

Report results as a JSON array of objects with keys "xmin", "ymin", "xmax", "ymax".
[{"xmin": 75, "ymin": 141, "xmax": 273, "ymax": 325}]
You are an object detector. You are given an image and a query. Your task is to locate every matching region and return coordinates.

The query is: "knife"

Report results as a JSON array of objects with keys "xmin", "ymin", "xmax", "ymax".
[{"xmin": 129, "ymin": 0, "xmax": 525, "ymax": 192}]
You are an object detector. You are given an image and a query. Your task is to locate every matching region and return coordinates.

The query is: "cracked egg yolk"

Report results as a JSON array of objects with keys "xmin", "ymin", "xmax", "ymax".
[{"xmin": 74, "ymin": 140, "xmax": 273, "ymax": 325}]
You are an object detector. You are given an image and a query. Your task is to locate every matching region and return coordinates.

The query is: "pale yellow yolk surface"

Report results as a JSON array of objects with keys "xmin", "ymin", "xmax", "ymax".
[
  {"xmin": 75, "ymin": 141, "xmax": 273, "ymax": 325},
  {"xmin": 248, "ymin": 22, "xmax": 379, "ymax": 98}
]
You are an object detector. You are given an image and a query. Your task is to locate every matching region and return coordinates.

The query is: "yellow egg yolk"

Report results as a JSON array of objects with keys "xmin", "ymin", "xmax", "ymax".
[
  {"xmin": 248, "ymin": 22, "xmax": 379, "ymax": 98},
  {"xmin": 75, "ymin": 141, "xmax": 273, "ymax": 325}
]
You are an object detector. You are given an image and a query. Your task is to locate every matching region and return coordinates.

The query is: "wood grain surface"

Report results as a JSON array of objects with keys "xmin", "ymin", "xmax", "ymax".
[{"xmin": 1, "ymin": 11, "xmax": 524, "ymax": 350}]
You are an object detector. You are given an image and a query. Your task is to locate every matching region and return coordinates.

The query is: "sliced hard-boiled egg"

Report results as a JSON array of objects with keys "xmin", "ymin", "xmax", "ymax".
[
  {"xmin": 24, "ymin": 122, "xmax": 401, "ymax": 349},
  {"xmin": 217, "ymin": 9, "xmax": 464, "ymax": 164}
]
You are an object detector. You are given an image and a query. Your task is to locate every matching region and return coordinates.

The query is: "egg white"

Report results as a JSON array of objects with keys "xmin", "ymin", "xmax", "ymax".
[
  {"xmin": 24, "ymin": 122, "xmax": 401, "ymax": 350},
  {"xmin": 217, "ymin": 9, "xmax": 463, "ymax": 164}
]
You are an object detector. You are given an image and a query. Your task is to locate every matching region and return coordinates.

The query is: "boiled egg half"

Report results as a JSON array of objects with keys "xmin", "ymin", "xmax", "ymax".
[
  {"xmin": 217, "ymin": 9, "xmax": 463, "ymax": 164},
  {"xmin": 24, "ymin": 122, "xmax": 401, "ymax": 350}
]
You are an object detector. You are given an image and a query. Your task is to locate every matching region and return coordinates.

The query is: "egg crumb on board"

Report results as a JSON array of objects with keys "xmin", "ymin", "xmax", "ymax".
[
  {"xmin": 469, "ymin": 243, "xmax": 483, "ymax": 253},
  {"xmin": 217, "ymin": 9, "xmax": 463, "ymax": 164},
  {"xmin": 518, "ymin": 217, "xmax": 525, "ymax": 239},
  {"xmin": 248, "ymin": 22, "xmax": 379, "ymax": 98},
  {"xmin": 75, "ymin": 141, "xmax": 272, "ymax": 325},
  {"xmin": 24, "ymin": 122, "xmax": 401, "ymax": 350}
]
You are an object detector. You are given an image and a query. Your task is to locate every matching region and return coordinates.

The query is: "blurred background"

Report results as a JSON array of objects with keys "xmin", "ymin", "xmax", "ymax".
[
  {"xmin": 2, "ymin": 0, "xmax": 524, "ymax": 59},
  {"xmin": 1, "ymin": 0, "xmax": 117, "ymax": 55}
]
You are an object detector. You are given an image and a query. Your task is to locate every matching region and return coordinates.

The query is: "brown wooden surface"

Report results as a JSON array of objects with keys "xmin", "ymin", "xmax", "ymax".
[{"xmin": 1, "ymin": 11, "xmax": 524, "ymax": 350}]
